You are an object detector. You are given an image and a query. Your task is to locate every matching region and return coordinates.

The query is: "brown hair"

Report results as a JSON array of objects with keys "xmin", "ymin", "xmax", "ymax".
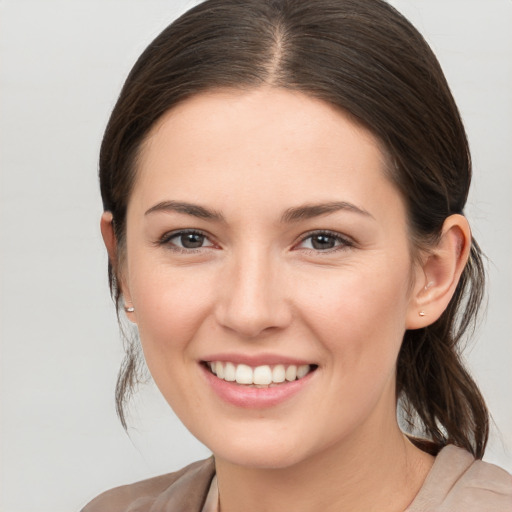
[{"xmin": 100, "ymin": 0, "xmax": 489, "ymax": 457}]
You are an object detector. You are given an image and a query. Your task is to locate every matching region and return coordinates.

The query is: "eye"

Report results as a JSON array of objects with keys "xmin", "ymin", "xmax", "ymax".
[
  {"xmin": 161, "ymin": 230, "xmax": 215, "ymax": 250},
  {"xmin": 297, "ymin": 231, "xmax": 352, "ymax": 251}
]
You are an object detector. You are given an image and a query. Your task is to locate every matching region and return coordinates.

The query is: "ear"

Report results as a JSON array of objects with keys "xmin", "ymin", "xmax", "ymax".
[
  {"xmin": 100, "ymin": 211, "xmax": 117, "ymax": 263},
  {"xmin": 406, "ymin": 214, "xmax": 471, "ymax": 330},
  {"xmin": 100, "ymin": 211, "xmax": 137, "ymax": 323}
]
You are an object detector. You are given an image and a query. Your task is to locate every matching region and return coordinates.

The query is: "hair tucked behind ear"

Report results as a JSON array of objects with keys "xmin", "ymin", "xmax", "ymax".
[
  {"xmin": 397, "ymin": 241, "xmax": 488, "ymax": 457},
  {"xmin": 100, "ymin": 0, "xmax": 489, "ymax": 455}
]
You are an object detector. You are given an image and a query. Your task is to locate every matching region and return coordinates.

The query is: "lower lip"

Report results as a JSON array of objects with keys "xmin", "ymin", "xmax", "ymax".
[{"xmin": 200, "ymin": 364, "xmax": 316, "ymax": 408}]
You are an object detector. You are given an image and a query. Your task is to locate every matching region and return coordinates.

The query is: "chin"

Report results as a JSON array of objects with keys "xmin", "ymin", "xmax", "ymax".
[
  {"xmin": 214, "ymin": 443, "xmax": 309, "ymax": 470},
  {"xmin": 193, "ymin": 424, "xmax": 320, "ymax": 469}
]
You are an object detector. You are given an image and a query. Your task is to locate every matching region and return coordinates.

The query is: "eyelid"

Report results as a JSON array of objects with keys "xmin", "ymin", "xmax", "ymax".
[
  {"xmin": 294, "ymin": 229, "xmax": 354, "ymax": 251},
  {"xmin": 156, "ymin": 228, "xmax": 217, "ymax": 250},
  {"xmin": 155, "ymin": 228, "xmax": 353, "ymax": 253}
]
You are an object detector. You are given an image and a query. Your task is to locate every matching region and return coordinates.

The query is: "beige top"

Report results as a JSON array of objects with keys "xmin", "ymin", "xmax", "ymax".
[{"xmin": 81, "ymin": 445, "xmax": 512, "ymax": 511}]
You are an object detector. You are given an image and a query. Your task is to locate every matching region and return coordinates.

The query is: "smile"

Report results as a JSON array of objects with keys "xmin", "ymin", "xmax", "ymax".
[
  {"xmin": 206, "ymin": 361, "xmax": 316, "ymax": 387},
  {"xmin": 200, "ymin": 356, "xmax": 319, "ymax": 408}
]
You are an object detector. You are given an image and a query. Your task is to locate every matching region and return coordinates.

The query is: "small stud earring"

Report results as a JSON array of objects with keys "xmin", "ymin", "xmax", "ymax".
[
  {"xmin": 419, "ymin": 311, "xmax": 426, "ymax": 317},
  {"xmin": 124, "ymin": 306, "xmax": 135, "ymax": 313}
]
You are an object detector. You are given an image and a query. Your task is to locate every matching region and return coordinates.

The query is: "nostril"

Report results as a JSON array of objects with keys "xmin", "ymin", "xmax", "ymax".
[{"xmin": 214, "ymin": 302, "xmax": 293, "ymax": 339}]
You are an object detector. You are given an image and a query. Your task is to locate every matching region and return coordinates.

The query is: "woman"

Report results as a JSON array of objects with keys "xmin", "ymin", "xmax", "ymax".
[{"xmin": 83, "ymin": 0, "xmax": 512, "ymax": 510}]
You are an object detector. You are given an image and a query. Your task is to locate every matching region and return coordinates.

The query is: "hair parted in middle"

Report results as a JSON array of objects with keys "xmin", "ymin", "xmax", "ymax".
[{"xmin": 99, "ymin": 0, "xmax": 488, "ymax": 457}]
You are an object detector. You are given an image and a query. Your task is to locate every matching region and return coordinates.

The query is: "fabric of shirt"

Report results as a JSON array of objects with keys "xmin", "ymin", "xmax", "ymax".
[
  {"xmin": 201, "ymin": 476, "xmax": 218, "ymax": 512},
  {"xmin": 81, "ymin": 445, "xmax": 512, "ymax": 511}
]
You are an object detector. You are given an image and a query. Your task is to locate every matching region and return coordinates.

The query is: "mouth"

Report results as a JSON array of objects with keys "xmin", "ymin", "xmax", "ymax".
[{"xmin": 203, "ymin": 361, "xmax": 318, "ymax": 388}]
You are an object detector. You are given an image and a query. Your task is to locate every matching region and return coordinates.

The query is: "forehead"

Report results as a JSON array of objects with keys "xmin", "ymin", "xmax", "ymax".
[{"xmin": 132, "ymin": 87, "xmax": 403, "ymax": 222}]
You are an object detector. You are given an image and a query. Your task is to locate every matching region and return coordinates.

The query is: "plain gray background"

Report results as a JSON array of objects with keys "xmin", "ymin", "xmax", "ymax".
[{"xmin": 1, "ymin": 1, "xmax": 511, "ymax": 511}]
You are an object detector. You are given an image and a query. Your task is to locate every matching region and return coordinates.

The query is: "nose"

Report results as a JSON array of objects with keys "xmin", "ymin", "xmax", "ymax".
[{"xmin": 214, "ymin": 248, "xmax": 292, "ymax": 339}]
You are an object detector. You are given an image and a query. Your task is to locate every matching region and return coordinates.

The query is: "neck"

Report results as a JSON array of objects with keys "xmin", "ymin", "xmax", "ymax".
[{"xmin": 214, "ymin": 414, "xmax": 433, "ymax": 512}]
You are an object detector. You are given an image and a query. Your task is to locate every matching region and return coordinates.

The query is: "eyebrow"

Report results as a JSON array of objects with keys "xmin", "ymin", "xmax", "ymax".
[
  {"xmin": 145, "ymin": 200, "xmax": 225, "ymax": 221},
  {"xmin": 280, "ymin": 201, "xmax": 374, "ymax": 223},
  {"xmin": 144, "ymin": 199, "xmax": 373, "ymax": 223}
]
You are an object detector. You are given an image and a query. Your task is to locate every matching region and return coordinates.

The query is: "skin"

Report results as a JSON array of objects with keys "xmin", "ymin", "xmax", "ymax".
[{"xmin": 101, "ymin": 87, "xmax": 471, "ymax": 512}]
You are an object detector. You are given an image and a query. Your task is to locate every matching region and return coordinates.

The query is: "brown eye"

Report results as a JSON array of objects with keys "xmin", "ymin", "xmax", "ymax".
[
  {"xmin": 179, "ymin": 232, "xmax": 206, "ymax": 248},
  {"xmin": 310, "ymin": 234, "xmax": 337, "ymax": 250},
  {"xmin": 163, "ymin": 230, "xmax": 214, "ymax": 250}
]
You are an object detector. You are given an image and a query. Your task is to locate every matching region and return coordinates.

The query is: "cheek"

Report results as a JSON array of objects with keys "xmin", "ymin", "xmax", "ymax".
[
  {"xmin": 296, "ymin": 261, "xmax": 411, "ymax": 372},
  {"xmin": 130, "ymin": 263, "xmax": 216, "ymax": 363}
]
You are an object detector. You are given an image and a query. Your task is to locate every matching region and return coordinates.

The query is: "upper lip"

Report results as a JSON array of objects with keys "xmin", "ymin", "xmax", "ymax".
[{"xmin": 200, "ymin": 353, "xmax": 315, "ymax": 367}]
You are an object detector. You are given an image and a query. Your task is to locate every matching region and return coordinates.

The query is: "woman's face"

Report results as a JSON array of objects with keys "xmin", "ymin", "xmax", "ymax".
[{"xmin": 121, "ymin": 88, "xmax": 422, "ymax": 468}]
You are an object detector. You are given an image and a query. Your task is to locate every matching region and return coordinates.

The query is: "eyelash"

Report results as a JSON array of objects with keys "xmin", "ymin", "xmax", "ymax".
[
  {"xmin": 156, "ymin": 229, "xmax": 354, "ymax": 254},
  {"xmin": 296, "ymin": 230, "xmax": 354, "ymax": 253},
  {"xmin": 157, "ymin": 229, "xmax": 216, "ymax": 254}
]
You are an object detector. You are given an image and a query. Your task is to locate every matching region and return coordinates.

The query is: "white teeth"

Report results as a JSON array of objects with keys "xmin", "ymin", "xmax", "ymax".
[
  {"xmin": 215, "ymin": 361, "xmax": 225, "ymax": 379},
  {"xmin": 297, "ymin": 364, "xmax": 310, "ymax": 379},
  {"xmin": 285, "ymin": 365, "xmax": 297, "ymax": 381},
  {"xmin": 253, "ymin": 365, "xmax": 272, "ymax": 385},
  {"xmin": 235, "ymin": 364, "xmax": 253, "ymax": 384},
  {"xmin": 272, "ymin": 364, "xmax": 286, "ymax": 383},
  {"xmin": 208, "ymin": 361, "xmax": 313, "ymax": 385},
  {"xmin": 224, "ymin": 362, "xmax": 236, "ymax": 381}
]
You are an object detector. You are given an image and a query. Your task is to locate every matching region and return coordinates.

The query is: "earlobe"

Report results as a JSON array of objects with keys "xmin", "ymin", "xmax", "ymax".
[{"xmin": 406, "ymin": 214, "xmax": 471, "ymax": 330}]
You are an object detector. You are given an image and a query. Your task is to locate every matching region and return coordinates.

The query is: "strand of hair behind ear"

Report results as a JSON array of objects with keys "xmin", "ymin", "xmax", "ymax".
[{"xmin": 397, "ymin": 240, "xmax": 489, "ymax": 458}]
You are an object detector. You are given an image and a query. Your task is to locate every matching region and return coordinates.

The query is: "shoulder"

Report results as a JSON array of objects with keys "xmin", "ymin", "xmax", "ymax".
[
  {"xmin": 408, "ymin": 445, "xmax": 512, "ymax": 511},
  {"xmin": 80, "ymin": 457, "xmax": 215, "ymax": 512}
]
